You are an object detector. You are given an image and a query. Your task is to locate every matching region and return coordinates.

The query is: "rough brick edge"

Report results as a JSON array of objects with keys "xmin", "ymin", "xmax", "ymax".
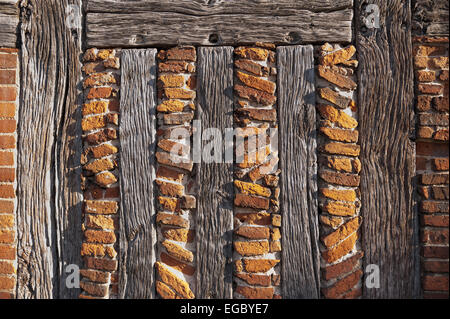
[
  {"xmin": 413, "ymin": 37, "xmax": 449, "ymax": 299},
  {"xmin": 0, "ymin": 48, "xmax": 19, "ymax": 299},
  {"xmin": 79, "ymin": 48, "xmax": 121, "ymax": 299},
  {"xmin": 315, "ymin": 43, "xmax": 363, "ymax": 299},
  {"xmin": 232, "ymin": 44, "xmax": 281, "ymax": 300},
  {"xmin": 154, "ymin": 46, "xmax": 197, "ymax": 299}
]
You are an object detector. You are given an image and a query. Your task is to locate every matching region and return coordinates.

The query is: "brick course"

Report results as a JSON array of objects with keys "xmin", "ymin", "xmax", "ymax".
[
  {"xmin": 155, "ymin": 46, "xmax": 197, "ymax": 299},
  {"xmin": 414, "ymin": 37, "xmax": 449, "ymax": 299},
  {"xmin": 233, "ymin": 44, "xmax": 280, "ymax": 299},
  {"xmin": 316, "ymin": 43, "xmax": 363, "ymax": 299},
  {"xmin": 80, "ymin": 48, "xmax": 121, "ymax": 299},
  {"xmin": 0, "ymin": 48, "xmax": 18, "ymax": 299}
]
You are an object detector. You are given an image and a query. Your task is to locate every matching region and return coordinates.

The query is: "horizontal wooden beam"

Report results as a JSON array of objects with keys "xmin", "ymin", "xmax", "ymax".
[
  {"xmin": 0, "ymin": 0, "xmax": 19, "ymax": 16},
  {"xmin": 0, "ymin": 13, "xmax": 18, "ymax": 47},
  {"xmin": 87, "ymin": 0, "xmax": 354, "ymax": 14},
  {"xmin": 86, "ymin": 1, "xmax": 353, "ymax": 47}
]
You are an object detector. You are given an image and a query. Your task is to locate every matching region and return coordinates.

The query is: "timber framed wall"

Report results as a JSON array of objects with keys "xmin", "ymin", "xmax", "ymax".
[{"xmin": 0, "ymin": 0, "xmax": 448, "ymax": 299}]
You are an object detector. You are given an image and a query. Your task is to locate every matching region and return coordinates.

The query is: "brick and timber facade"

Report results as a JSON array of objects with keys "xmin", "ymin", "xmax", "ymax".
[{"xmin": 0, "ymin": 0, "xmax": 448, "ymax": 300}]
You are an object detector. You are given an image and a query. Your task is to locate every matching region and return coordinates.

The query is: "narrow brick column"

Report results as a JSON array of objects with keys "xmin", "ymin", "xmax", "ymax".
[
  {"xmin": 0, "ymin": 48, "xmax": 18, "ymax": 299},
  {"xmin": 79, "ymin": 48, "xmax": 121, "ymax": 299},
  {"xmin": 414, "ymin": 36, "xmax": 449, "ymax": 299},
  {"xmin": 316, "ymin": 44, "xmax": 363, "ymax": 299},
  {"xmin": 233, "ymin": 44, "xmax": 281, "ymax": 299},
  {"xmin": 154, "ymin": 46, "xmax": 196, "ymax": 299}
]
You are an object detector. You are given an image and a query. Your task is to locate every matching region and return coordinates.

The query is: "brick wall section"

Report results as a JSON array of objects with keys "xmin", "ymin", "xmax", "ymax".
[
  {"xmin": 0, "ymin": 48, "xmax": 18, "ymax": 299},
  {"xmin": 316, "ymin": 43, "xmax": 363, "ymax": 299},
  {"xmin": 233, "ymin": 44, "xmax": 281, "ymax": 299},
  {"xmin": 414, "ymin": 36, "xmax": 449, "ymax": 299},
  {"xmin": 154, "ymin": 46, "xmax": 196, "ymax": 299},
  {"xmin": 80, "ymin": 48, "xmax": 121, "ymax": 299}
]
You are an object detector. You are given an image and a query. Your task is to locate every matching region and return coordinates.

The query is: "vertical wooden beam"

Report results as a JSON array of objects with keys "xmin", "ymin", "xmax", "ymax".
[
  {"xmin": 17, "ymin": 0, "xmax": 83, "ymax": 298},
  {"xmin": 277, "ymin": 45, "xmax": 320, "ymax": 299},
  {"xmin": 118, "ymin": 49, "xmax": 157, "ymax": 299},
  {"xmin": 195, "ymin": 46, "xmax": 234, "ymax": 299},
  {"xmin": 355, "ymin": 0, "xmax": 420, "ymax": 298}
]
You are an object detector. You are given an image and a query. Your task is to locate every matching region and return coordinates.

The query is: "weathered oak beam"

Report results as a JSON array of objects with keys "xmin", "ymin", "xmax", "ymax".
[
  {"xmin": 16, "ymin": 0, "xmax": 83, "ymax": 298},
  {"xmin": 0, "ymin": 13, "xmax": 18, "ymax": 47},
  {"xmin": 87, "ymin": 0, "xmax": 354, "ymax": 14},
  {"xmin": 86, "ymin": 1, "xmax": 353, "ymax": 47},
  {"xmin": 118, "ymin": 49, "xmax": 158, "ymax": 299},
  {"xmin": 355, "ymin": 0, "xmax": 420, "ymax": 298},
  {"xmin": 195, "ymin": 46, "xmax": 234, "ymax": 299},
  {"xmin": 277, "ymin": 45, "xmax": 320, "ymax": 299},
  {"xmin": 0, "ymin": 0, "xmax": 19, "ymax": 16}
]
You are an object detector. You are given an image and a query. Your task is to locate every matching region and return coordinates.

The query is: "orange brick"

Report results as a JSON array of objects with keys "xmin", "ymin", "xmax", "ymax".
[
  {"xmin": 0, "ymin": 70, "xmax": 15, "ymax": 85},
  {"xmin": 86, "ymin": 87, "xmax": 114, "ymax": 99},
  {"xmin": 0, "ymin": 215, "xmax": 14, "ymax": 229},
  {"xmin": 0, "ymin": 230, "xmax": 14, "ymax": 244},
  {"xmin": 0, "ymin": 245, "xmax": 15, "ymax": 260},
  {"xmin": 414, "ymin": 45, "xmax": 447, "ymax": 57},
  {"xmin": 236, "ymin": 286, "xmax": 274, "ymax": 299},
  {"xmin": 416, "ymin": 70, "xmax": 436, "ymax": 82},
  {"xmin": 160, "ymin": 252, "xmax": 195, "ymax": 276},
  {"xmin": 0, "ymin": 185, "xmax": 15, "ymax": 198},
  {"xmin": 0, "ymin": 151, "xmax": 13, "ymax": 166},
  {"xmin": 322, "ymin": 232, "xmax": 358, "ymax": 263},
  {"xmin": 0, "ymin": 200, "xmax": 14, "ymax": 213},
  {"xmin": 0, "ymin": 168, "xmax": 15, "ymax": 182},
  {"xmin": 433, "ymin": 158, "xmax": 449, "ymax": 171},
  {"xmin": 0, "ymin": 136, "xmax": 15, "ymax": 149},
  {"xmin": 84, "ymin": 229, "xmax": 116, "ymax": 244},
  {"xmin": 83, "ymin": 256, "xmax": 117, "ymax": 272},
  {"xmin": 0, "ymin": 54, "xmax": 17, "ymax": 69},
  {"xmin": 0, "ymin": 261, "xmax": 15, "ymax": 274},
  {"xmin": 0, "ymin": 102, "xmax": 15, "ymax": 117},
  {"xmin": 0, "ymin": 87, "xmax": 16, "ymax": 101},
  {"xmin": 0, "ymin": 276, "xmax": 15, "ymax": 290},
  {"xmin": 0, "ymin": 291, "xmax": 14, "ymax": 299}
]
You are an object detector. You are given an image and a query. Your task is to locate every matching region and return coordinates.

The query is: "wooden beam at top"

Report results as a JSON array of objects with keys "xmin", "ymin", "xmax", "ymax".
[
  {"xmin": 86, "ymin": 0, "xmax": 353, "ymax": 47},
  {"xmin": 87, "ymin": 0, "xmax": 354, "ymax": 14}
]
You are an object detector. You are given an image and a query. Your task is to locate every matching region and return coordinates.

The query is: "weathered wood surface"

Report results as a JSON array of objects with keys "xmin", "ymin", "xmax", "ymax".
[
  {"xmin": 86, "ymin": 1, "xmax": 353, "ymax": 47},
  {"xmin": 16, "ymin": 0, "xmax": 83, "ymax": 298},
  {"xmin": 356, "ymin": 0, "xmax": 420, "ymax": 298},
  {"xmin": 0, "ymin": 0, "xmax": 19, "ymax": 47},
  {"xmin": 195, "ymin": 46, "xmax": 234, "ymax": 299},
  {"xmin": 412, "ymin": 0, "xmax": 449, "ymax": 36},
  {"xmin": 277, "ymin": 45, "xmax": 320, "ymax": 299},
  {"xmin": 118, "ymin": 49, "xmax": 157, "ymax": 299},
  {"xmin": 0, "ymin": 9, "xmax": 18, "ymax": 48},
  {"xmin": 0, "ymin": 0, "xmax": 18, "ymax": 15},
  {"xmin": 87, "ymin": 0, "xmax": 354, "ymax": 13}
]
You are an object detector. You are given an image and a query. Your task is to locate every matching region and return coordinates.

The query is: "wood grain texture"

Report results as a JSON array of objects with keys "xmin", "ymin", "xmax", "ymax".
[
  {"xmin": 85, "ymin": 1, "xmax": 353, "ymax": 47},
  {"xmin": 412, "ymin": 0, "xmax": 449, "ymax": 36},
  {"xmin": 118, "ymin": 49, "xmax": 157, "ymax": 299},
  {"xmin": 16, "ymin": 0, "xmax": 83, "ymax": 298},
  {"xmin": 87, "ymin": 0, "xmax": 354, "ymax": 13},
  {"xmin": 0, "ymin": 0, "xmax": 18, "ymax": 15},
  {"xmin": 195, "ymin": 46, "xmax": 234, "ymax": 299},
  {"xmin": 0, "ymin": 13, "xmax": 18, "ymax": 47},
  {"xmin": 277, "ymin": 45, "xmax": 320, "ymax": 299},
  {"xmin": 356, "ymin": 0, "xmax": 420, "ymax": 298}
]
